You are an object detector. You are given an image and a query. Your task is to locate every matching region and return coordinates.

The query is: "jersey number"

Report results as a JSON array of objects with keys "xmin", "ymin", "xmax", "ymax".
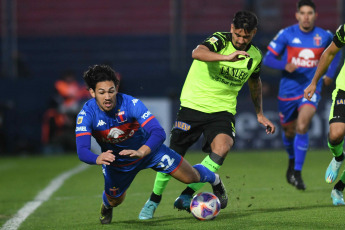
[{"xmin": 158, "ymin": 155, "xmax": 175, "ymax": 170}]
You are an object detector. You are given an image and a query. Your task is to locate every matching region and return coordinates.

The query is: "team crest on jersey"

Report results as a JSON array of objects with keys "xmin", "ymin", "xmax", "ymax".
[
  {"xmin": 77, "ymin": 116, "xmax": 83, "ymax": 124},
  {"xmin": 116, "ymin": 111, "xmax": 127, "ymax": 123},
  {"xmin": 313, "ymin": 34, "xmax": 322, "ymax": 46},
  {"xmin": 209, "ymin": 36, "xmax": 218, "ymax": 43}
]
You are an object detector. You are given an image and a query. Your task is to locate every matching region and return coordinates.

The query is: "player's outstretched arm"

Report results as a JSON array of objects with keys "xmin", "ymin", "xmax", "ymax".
[
  {"xmin": 192, "ymin": 45, "xmax": 249, "ymax": 62},
  {"xmin": 248, "ymin": 76, "xmax": 275, "ymax": 134},
  {"xmin": 304, "ymin": 42, "xmax": 341, "ymax": 100}
]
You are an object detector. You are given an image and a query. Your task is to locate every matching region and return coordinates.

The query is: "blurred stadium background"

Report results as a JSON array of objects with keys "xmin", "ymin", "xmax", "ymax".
[{"xmin": 0, "ymin": 0, "xmax": 344, "ymax": 155}]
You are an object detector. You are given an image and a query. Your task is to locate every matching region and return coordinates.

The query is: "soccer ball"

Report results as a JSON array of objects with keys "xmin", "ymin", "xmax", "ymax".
[{"xmin": 190, "ymin": 192, "xmax": 221, "ymax": 220}]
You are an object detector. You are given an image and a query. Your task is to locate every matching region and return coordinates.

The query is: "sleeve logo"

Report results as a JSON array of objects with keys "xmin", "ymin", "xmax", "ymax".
[
  {"xmin": 141, "ymin": 111, "xmax": 152, "ymax": 119},
  {"xmin": 77, "ymin": 116, "xmax": 83, "ymax": 124},
  {"xmin": 209, "ymin": 36, "xmax": 218, "ymax": 43}
]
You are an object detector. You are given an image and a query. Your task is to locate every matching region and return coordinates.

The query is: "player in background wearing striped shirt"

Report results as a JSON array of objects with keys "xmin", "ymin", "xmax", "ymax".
[{"xmin": 263, "ymin": 0, "xmax": 341, "ymax": 190}]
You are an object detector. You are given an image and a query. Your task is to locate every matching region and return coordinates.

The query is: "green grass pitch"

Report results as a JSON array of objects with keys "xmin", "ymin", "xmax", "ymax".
[{"xmin": 1, "ymin": 149, "xmax": 345, "ymax": 229}]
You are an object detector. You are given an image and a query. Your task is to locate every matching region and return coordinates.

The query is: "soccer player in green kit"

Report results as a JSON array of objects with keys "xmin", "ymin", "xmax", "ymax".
[
  {"xmin": 304, "ymin": 24, "xmax": 345, "ymax": 205},
  {"xmin": 139, "ymin": 10, "xmax": 276, "ymax": 219}
]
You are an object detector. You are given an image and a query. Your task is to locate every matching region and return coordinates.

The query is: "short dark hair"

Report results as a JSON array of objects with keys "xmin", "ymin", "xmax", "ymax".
[
  {"xmin": 83, "ymin": 64, "xmax": 119, "ymax": 90},
  {"xmin": 232, "ymin": 11, "xmax": 258, "ymax": 33},
  {"xmin": 297, "ymin": 0, "xmax": 316, "ymax": 11}
]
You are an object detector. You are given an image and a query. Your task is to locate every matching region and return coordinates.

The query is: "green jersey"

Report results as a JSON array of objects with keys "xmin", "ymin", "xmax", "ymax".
[
  {"xmin": 180, "ymin": 32, "xmax": 262, "ymax": 115},
  {"xmin": 333, "ymin": 24, "xmax": 345, "ymax": 90}
]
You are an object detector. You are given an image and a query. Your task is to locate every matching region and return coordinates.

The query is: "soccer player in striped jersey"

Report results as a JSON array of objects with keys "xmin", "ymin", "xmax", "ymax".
[
  {"xmin": 263, "ymin": 0, "xmax": 341, "ymax": 190},
  {"xmin": 304, "ymin": 24, "xmax": 345, "ymax": 205},
  {"xmin": 75, "ymin": 64, "xmax": 226, "ymax": 224}
]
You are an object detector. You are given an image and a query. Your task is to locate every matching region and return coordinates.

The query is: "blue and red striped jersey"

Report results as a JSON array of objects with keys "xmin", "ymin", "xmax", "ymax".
[
  {"xmin": 267, "ymin": 24, "xmax": 334, "ymax": 98},
  {"xmin": 75, "ymin": 93, "xmax": 158, "ymax": 165}
]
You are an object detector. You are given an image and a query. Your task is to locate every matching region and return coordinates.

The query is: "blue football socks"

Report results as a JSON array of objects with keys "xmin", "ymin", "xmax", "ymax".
[{"xmin": 294, "ymin": 133, "xmax": 309, "ymax": 171}]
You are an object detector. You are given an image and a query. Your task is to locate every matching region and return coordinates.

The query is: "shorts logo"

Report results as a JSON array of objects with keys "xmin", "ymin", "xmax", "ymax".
[
  {"xmin": 77, "ymin": 116, "xmax": 83, "ymax": 124},
  {"xmin": 109, "ymin": 187, "xmax": 119, "ymax": 196},
  {"xmin": 174, "ymin": 121, "xmax": 190, "ymax": 131},
  {"xmin": 336, "ymin": 99, "xmax": 345, "ymax": 105}
]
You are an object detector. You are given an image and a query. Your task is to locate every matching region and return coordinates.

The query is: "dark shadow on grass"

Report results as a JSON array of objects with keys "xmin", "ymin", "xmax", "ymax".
[
  {"xmin": 112, "ymin": 203, "xmax": 335, "ymax": 226},
  {"xmin": 215, "ymin": 203, "xmax": 334, "ymax": 220}
]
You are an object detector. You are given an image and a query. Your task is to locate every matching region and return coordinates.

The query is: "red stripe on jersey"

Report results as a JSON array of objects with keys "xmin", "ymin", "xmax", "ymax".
[
  {"xmin": 76, "ymin": 132, "xmax": 91, "ymax": 137},
  {"xmin": 267, "ymin": 46, "xmax": 279, "ymax": 56},
  {"xmin": 141, "ymin": 116, "xmax": 155, "ymax": 127}
]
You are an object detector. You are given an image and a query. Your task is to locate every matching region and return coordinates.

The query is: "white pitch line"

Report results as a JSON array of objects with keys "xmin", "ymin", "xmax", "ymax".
[{"xmin": 1, "ymin": 164, "xmax": 89, "ymax": 230}]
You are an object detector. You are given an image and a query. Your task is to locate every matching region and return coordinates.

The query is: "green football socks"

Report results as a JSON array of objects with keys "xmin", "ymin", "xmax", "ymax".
[
  {"xmin": 187, "ymin": 155, "xmax": 221, "ymax": 192},
  {"xmin": 328, "ymin": 140, "xmax": 344, "ymax": 157},
  {"xmin": 153, "ymin": 172, "xmax": 172, "ymax": 196}
]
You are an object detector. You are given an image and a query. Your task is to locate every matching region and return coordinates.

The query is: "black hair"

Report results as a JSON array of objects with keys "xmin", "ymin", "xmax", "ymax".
[
  {"xmin": 83, "ymin": 64, "xmax": 120, "ymax": 90},
  {"xmin": 232, "ymin": 10, "xmax": 258, "ymax": 33},
  {"xmin": 297, "ymin": 0, "xmax": 316, "ymax": 11}
]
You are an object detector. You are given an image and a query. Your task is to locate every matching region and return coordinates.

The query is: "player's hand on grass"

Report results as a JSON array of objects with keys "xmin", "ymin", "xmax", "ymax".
[
  {"xmin": 228, "ymin": 51, "xmax": 250, "ymax": 62},
  {"xmin": 96, "ymin": 150, "xmax": 115, "ymax": 165},
  {"xmin": 304, "ymin": 83, "xmax": 316, "ymax": 101},
  {"xmin": 119, "ymin": 149, "xmax": 145, "ymax": 158},
  {"xmin": 257, "ymin": 114, "xmax": 275, "ymax": 134}
]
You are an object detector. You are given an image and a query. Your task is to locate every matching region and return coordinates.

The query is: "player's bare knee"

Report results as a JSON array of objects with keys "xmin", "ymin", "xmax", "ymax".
[
  {"xmin": 107, "ymin": 193, "xmax": 126, "ymax": 207},
  {"xmin": 296, "ymin": 124, "xmax": 309, "ymax": 134},
  {"xmin": 284, "ymin": 129, "xmax": 295, "ymax": 139},
  {"xmin": 328, "ymin": 132, "xmax": 344, "ymax": 144},
  {"xmin": 183, "ymin": 168, "xmax": 200, "ymax": 184},
  {"xmin": 212, "ymin": 141, "xmax": 233, "ymax": 156}
]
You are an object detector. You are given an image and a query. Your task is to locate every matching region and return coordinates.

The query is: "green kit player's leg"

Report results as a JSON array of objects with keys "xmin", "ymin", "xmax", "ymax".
[
  {"xmin": 325, "ymin": 140, "xmax": 344, "ymax": 183},
  {"xmin": 328, "ymin": 140, "xmax": 344, "ymax": 157},
  {"xmin": 153, "ymin": 172, "xmax": 172, "ymax": 196},
  {"xmin": 187, "ymin": 155, "xmax": 221, "ymax": 191}
]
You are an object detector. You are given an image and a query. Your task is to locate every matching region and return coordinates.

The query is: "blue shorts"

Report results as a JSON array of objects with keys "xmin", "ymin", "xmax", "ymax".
[
  {"xmin": 278, "ymin": 93, "xmax": 320, "ymax": 125},
  {"xmin": 102, "ymin": 144, "xmax": 183, "ymax": 198}
]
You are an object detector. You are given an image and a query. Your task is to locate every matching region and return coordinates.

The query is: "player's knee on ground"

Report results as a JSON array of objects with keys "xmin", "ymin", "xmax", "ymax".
[{"xmin": 107, "ymin": 192, "xmax": 126, "ymax": 207}]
